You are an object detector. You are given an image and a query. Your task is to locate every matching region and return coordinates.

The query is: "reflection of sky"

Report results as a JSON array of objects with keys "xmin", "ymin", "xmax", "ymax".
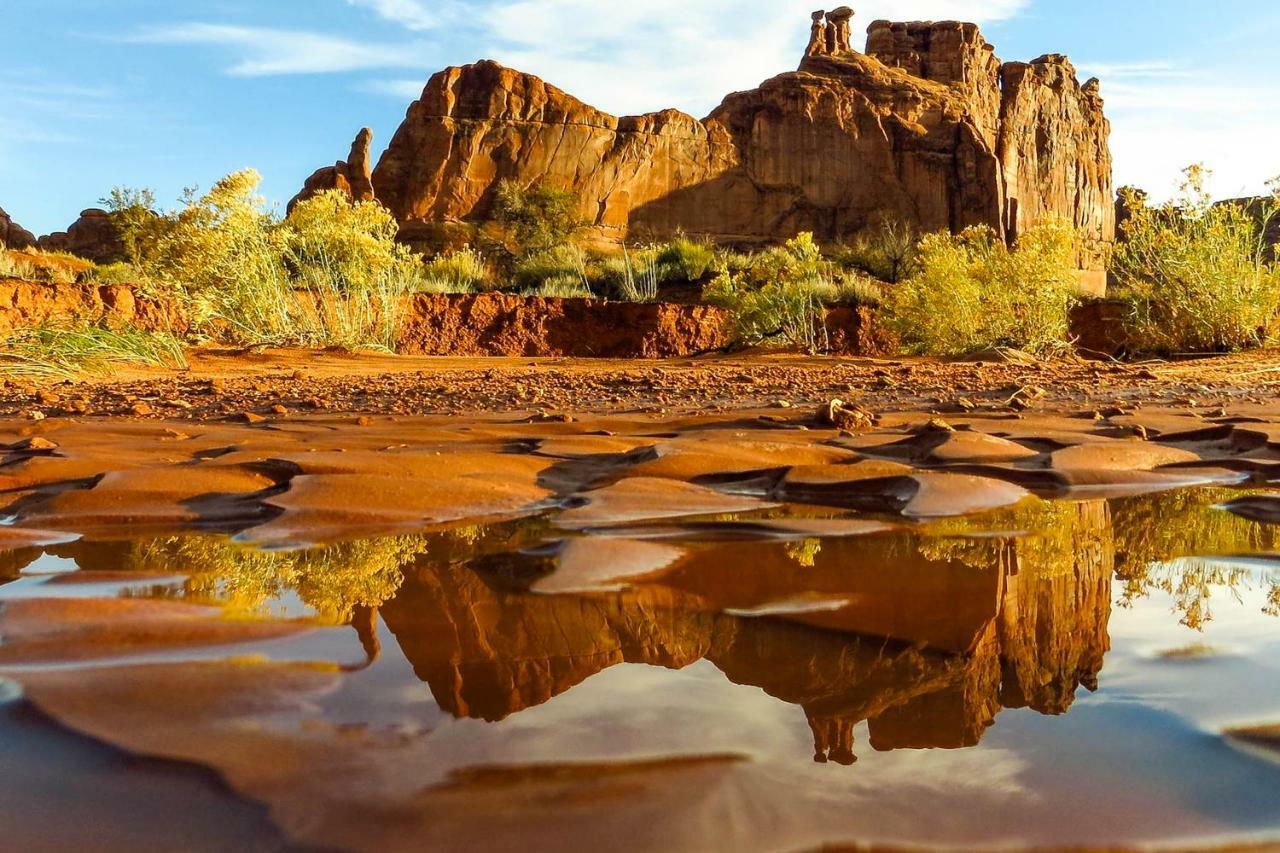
[{"xmin": 326, "ymin": 562, "xmax": 1280, "ymax": 851}]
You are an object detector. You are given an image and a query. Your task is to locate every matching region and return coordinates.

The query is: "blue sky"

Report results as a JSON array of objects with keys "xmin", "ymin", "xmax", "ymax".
[{"xmin": 3, "ymin": 0, "xmax": 1278, "ymax": 235}]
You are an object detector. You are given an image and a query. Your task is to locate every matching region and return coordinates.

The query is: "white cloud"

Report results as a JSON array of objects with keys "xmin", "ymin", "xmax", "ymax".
[
  {"xmin": 1079, "ymin": 63, "xmax": 1280, "ymax": 200},
  {"xmin": 129, "ymin": 23, "xmax": 434, "ymax": 76},
  {"xmin": 476, "ymin": 0, "xmax": 1030, "ymax": 116},
  {"xmin": 344, "ymin": 0, "xmax": 442, "ymax": 32}
]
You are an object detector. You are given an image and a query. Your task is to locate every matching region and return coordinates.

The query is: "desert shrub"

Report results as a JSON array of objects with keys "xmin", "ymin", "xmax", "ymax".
[
  {"xmin": 82, "ymin": 262, "xmax": 149, "ymax": 287},
  {"xmin": 145, "ymin": 172, "xmax": 420, "ymax": 350},
  {"xmin": 0, "ymin": 251, "xmax": 38, "ymax": 281},
  {"xmin": 831, "ymin": 272, "xmax": 886, "ymax": 308},
  {"xmin": 512, "ymin": 244, "xmax": 592, "ymax": 294},
  {"xmin": 0, "ymin": 325, "xmax": 187, "ymax": 379},
  {"xmin": 1111, "ymin": 166, "xmax": 1280, "ymax": 353},
  {"xmin": 888, "ymin": 222, "xmax": 1079, "ymax": 356},
  {"xmin": 525, "ymin": 275, "xmax": 594, "ymax": 299},
  {"xmin": 833, "ymin": 217, "xmax": 920, "ymax": 283},
  {"xmin": 421, "ymin": 247, "xmax": 493, "ymax": 293},
  {"xmin": 654, "ymin": 232, "xmax": 716, "ymax": 282},
  {"xmin": 101, "ymin": 186, "xmax": 172, "ymax": 267},
  {"xmin": 488, "ymin": 180, "xmax": 584, "ymax": 263},
  {"xmin": 704, "ymin": 232, "xmax": 836, "ymax": 353}
]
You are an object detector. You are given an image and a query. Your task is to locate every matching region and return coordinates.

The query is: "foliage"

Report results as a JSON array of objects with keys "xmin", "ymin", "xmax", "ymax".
[
  {"xmin": 1111, "ymin": 488, "xmax": 1280, "ymax": 629},
  {"xmin": 512, "ymin": 244, "xmax": 592, "ymax": 295},
  {"xmin": 654, "ymin": 232, "xmax": 717, "ymax": 283},
  {"xmin": 704, "ymin": 232, "xmax": 836, "ymax": 353},
  {"xmin": 833, "ymin": 217, "xmax": 920, "ymax": 283},
  {"xmin": 615, "ymin": 245, "xmax": 661, "ymax": 302},
  {"xmin": 524, "ymin": 274, "xmax": 594, "ymax": 299},
  {"xmin": 0, "ymin": 248, "xmax": 94, "ymax": 284},
  {"xmin": 887, "ymin": 222, "xmax": 1079, "ymax": 356},
  {"xmin": 1111, "ymin": 165, "xmax": 1280, "ymax": 353},
  {"xmin": 831, "ymin": 272, "xmax": 886, "ymax": 308},
  {"xmin": 142, "ymin": 173, "xmax": 421, "ymax": 349},
  {"xmin": 421, "ymin": 247, "xmax": 493, "ymax": 293},
  {"xmin": 128, "ymin": 534, "xmax": 426, "ymax": 624},
  {"xmin": 101, "ymin": 186, "xmax": 171, "ymax": 267},
  {"xmin": 0, "ymin": 325, "xmax": 187, "ymax": 379},
  {"xmin": 488, "ymin": 180, "xmax": 584, "ymax": 262}
]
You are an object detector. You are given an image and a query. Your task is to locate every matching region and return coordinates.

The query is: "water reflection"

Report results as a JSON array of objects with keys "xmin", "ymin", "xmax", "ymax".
[{"xmin": 16, "ymin": 487, "xmax": 1277, "ymax": 769}]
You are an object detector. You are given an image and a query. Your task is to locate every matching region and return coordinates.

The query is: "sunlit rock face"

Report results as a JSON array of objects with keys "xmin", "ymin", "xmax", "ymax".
[
  {"xmin": 287, "ymin": 127, "xmax": 376, "ymax": 214},
  {"xmin": 368, "ymin": 14, "xmax": 1113, "ymax": 272}
]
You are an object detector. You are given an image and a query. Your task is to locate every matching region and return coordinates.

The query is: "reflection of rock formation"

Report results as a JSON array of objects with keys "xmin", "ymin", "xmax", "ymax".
[
  {"xmin": 997, "ymin": 501, "xmax": 1113, "ymax": 714},
  {"xmin": 381, "ymin": 503, "xmax": 1115, "ymax": 762}
]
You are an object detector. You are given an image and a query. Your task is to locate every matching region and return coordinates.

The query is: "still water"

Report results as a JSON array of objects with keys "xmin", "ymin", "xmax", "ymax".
[{"xmin": 0, "ymin": 488, "xmax": 1278, "ymax": 852}]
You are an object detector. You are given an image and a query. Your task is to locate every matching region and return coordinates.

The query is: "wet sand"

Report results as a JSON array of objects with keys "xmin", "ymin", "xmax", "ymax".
[{"xmin": 0, "ymin": 352, "xmax": 1279, "ymax": 851}]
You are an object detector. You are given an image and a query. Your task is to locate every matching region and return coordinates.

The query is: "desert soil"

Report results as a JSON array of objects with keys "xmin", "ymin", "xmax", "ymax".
[{"xmin": 2, "ymin": 346, "xmax": 1279, "ymax": 422}]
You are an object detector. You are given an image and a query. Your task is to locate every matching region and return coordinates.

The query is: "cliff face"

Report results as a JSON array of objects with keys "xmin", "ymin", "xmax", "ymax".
[
  {"xmin": 362, "ymin": 14, "xmax": 1113, "ymax": 268},
  {"xmin": 371, "ymin": 61, "xmax": 732, "ymax": 239}
]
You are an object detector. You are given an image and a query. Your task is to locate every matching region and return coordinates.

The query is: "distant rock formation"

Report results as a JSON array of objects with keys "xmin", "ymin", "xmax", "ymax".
[
  {"xmin": 0, "ymin": 207, "xmax": 36, "ymax": 249},
  {"xmin": 37, "ymin": 209, "xmax": 126, "ymax": 264},
  {"xmin": 288, "ymin": 127, "xmax": 376, "ymax": 214},
  {"xmin": 313, "ymin": 14, "xmax": 1113, "ymax": 280}
]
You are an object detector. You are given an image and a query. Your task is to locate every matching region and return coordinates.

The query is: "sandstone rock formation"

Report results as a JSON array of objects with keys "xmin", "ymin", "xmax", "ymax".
[
  {"xmin": 288, "ymin": 127, "xmax": 376, "ymax": 214},
  {"xmin": 365, "ymin": 15, "xmax": 1114, "ymax": 274},
  {"xmin": 37, "ymin": 209, "xmax": 126, "ymax": 264},
  {"xmin": 0, "ymin": 207, "xmax": 36, "ymax": 249}
]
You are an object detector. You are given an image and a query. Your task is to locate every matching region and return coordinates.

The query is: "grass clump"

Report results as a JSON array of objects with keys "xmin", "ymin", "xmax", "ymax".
[
  {"xmin": 0, "ymin": 325, "xmax": 187, "ymax": 379},
  {"xmin": 704, "ymin": 232, "xmax": 837, "ymax": 353},
  {"xmin": 887, "ymin": 222, "xmax": 1079, "ymax": 357},
  {"xmin": 1111, "ymin": 165, "xmax": 1280, "ymax": 353},
  {"xmin": 420, "ymin": 247, "xmax": 492, "ymax": 294},
  {"xmin": 0, "ymin": 249, "xmax": 95, "ymax": 284}
]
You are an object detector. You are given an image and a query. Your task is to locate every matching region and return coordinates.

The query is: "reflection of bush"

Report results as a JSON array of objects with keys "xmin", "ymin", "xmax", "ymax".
[
  {"xmin": 127, "ymin": 535, "xmax": 428, "ymax": 623},
  {"xmin": 913, "ymin": 500, "xmax": 1087, "ymax": 575},
  {"xmin": 907, "ymin": 493, "xmax": 1280, "ymax": 630},
  {"xmin": 1111, "ymin": 489, "xmax": 1280, "ymax": 629}
]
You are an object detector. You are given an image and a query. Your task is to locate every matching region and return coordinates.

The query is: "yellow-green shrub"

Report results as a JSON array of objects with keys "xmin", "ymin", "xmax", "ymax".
[
  {"xmin": 1111, "ymin": 166, "xmax": 1280, "ymax": 353},
  {"xmin": 421, "ymin": 247, "xmax": 493, "ymax": 293},
  {"xmin": 144, "ymin": 171, "xmax": 422, "ymax": 349},
  {"xmin": 888, "ymin": 222, "xmax": 1079, "ymax": 356},
  {"xmin": 704, "ymin": 232, "xmax": 836, "ymax": 353}
]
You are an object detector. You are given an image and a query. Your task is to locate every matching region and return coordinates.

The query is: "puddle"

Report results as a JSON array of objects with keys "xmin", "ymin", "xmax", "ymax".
[{"xmin": 0, "ymin": 414, "xmax": 1279, "ymax": 850}]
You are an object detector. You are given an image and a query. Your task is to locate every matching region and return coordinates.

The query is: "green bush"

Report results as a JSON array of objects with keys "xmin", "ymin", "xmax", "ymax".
[
  {"xmin": 888, "ymin": 222, "xmax": 1079, "ymax": 356},
  {"xmin": 421, "ymin": 247, "xmax": 492, "ymax": 293},
  {"xmin": 1111, "ymin": 165, "xmax": 1280, "ymax": 353},
  {"xmin": 704, "ymin": 233, "xmax": 837, "ymax": 353},
  {"xmin": 833, "ymin": 217, "xmax": 920, "ymax": 283},
  {"xmin": 524, "ymin": 275, "xmax": 594, "ymax": 299},
  {"xmin": 487, "ymin": 180, "xmax": 584, "ymax": 263},
  {"xmin": 512, "ymin": 244, "xmax": 592, "ymax": 294},
  {"xmin": 654, "ymin": 233, "xmax": 716, "ymax": 282},
  {"xmin": 101, "ymin": 186, "xmax": 171, "ymax": 267}
]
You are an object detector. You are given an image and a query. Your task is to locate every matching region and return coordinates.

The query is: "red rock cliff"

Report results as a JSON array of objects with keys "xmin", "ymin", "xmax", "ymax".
[{"xmin": 361, "ymin": 13, "xmax": 1113, "ymax": 267}]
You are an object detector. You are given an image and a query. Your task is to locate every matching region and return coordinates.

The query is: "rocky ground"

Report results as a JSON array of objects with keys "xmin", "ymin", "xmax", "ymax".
[{"xmin": 2, "ymin": 346, "xmax": 1278, "ymax": 423}]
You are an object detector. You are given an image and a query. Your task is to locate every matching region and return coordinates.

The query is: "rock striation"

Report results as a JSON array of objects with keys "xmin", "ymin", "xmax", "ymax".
[
  {"xmin": 360, "ymin": 12, "xmax": 1114, "ymax": 273},
  {"xmin": 288, "ymin": 127, "xmax": 377, "ymax": 214},
  {"xmin": 0, "ymin": 208, "xmax": 36, "ymax": 250}
]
